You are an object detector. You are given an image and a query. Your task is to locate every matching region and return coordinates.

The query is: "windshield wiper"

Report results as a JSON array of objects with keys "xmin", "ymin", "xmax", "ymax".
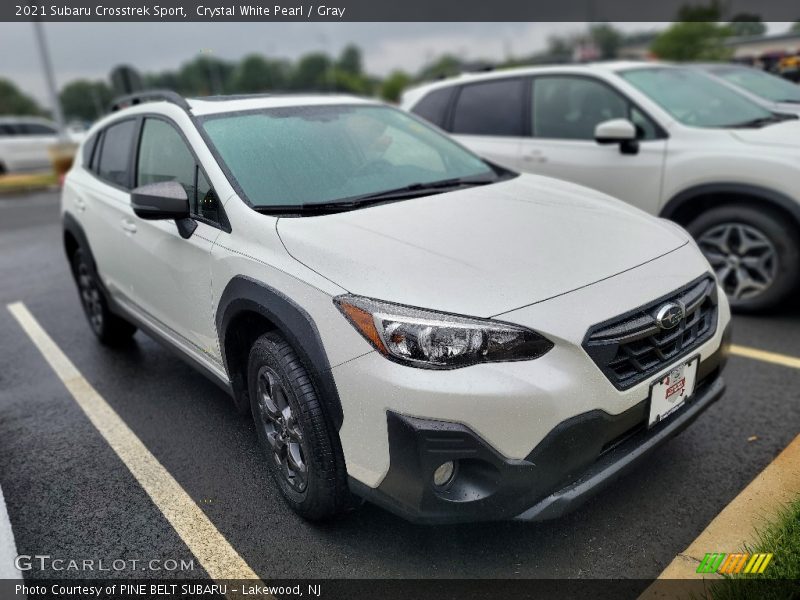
[
  {"xmin": 728, "ymin": 112, "xmax": 797, "ymax": 128},
  {"xmin": 348, "ymin": 175, "xmax": 497, "ymax": 203},
  {"xmin": 253, "ymin": 176, "xmax": 499, "ymax": 216}
]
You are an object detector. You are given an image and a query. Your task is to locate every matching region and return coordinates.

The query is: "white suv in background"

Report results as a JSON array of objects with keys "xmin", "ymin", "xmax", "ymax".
[
  {"xmin": 402, "ymin": 62, "xmax": 800, "ymax": 311},
  {"xmin": 0, "ymin": 117, "xmax": 83, "ymax": 174},
  {"xmin": 693, "ymin": 63, "xmax": 800, "ymax": 117},
  {"xmin": 62, "ymin": 91, "xmax": 730, "ymax": 524}
]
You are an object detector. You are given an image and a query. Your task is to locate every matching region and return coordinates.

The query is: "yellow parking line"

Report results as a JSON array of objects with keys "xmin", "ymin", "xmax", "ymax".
[
  {"xmin": 7, "ymin": 302, "xmax": 263, "ymax": 591},
  {"xmin": 730, "ymin": 344, "xmax": 800, "ymax": 370}
]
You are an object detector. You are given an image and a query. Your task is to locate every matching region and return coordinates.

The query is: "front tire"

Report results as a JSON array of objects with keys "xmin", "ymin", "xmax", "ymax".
[
  {"xmin": 72, "ymin": 249, "xmax": 137, "ymax": 345},
  {"xmin": 248, "ymin": 331, "xmax": 351, "ymax": 520},
  {"xmin": 687, "ymin": 205, "xmax": 800, "ymax": 312}
]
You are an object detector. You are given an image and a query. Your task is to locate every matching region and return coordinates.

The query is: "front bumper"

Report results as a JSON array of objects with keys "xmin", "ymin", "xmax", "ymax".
[{"xmin": 349, "ymin": 329, "xmax": 729, "ymax": 524}]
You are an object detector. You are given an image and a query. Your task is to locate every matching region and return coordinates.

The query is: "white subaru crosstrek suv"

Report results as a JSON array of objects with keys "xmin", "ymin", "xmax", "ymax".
[
  {"xmin": 62, "ymin": 91, "xmax": 731, "ymax": 523},
  {"xmin": 401, "ymin": 62, "xmax": 800, "ymax": 312}
]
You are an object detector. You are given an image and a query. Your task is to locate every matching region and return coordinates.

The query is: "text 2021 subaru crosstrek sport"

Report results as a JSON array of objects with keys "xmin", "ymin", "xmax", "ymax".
[{"xmin": 61, "ymin": 91, "xmax": 731, "ymax": 524}]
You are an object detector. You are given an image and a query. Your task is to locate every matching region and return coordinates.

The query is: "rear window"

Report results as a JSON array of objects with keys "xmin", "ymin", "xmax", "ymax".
[
  {"xmin": 411, "ymin": 87, "xmax": 454, "ymax": 128},
  {"xmin": 97, "ymin": 120, "xmax": 137, "ymax": 188},
  {"xmin": 451, "ymin": 78, "xmax": 525, "ymax": 136}
]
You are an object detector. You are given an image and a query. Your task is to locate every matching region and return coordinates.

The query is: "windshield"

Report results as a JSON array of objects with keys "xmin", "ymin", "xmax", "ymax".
[
  {"xmin": 619, "ymin": 67, "xmax": 774, "ymax": 128},
  {"xmin": 201, "ymin": 104, "xmax": 495, "ymax": 209},
  {"xmin": 705, "ymin": 65, "xmax": 800, "ymax": 103}
]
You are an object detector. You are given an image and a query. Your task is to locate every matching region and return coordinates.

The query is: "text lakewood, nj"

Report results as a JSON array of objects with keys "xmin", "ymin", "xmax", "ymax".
[{"xmin": 23, "ymin": 4, "xmax": 347, "ymax": 19}]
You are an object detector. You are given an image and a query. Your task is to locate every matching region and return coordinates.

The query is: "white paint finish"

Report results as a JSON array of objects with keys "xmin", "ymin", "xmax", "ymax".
[
  {"xmin": 0, "ymin": 484, "xmax": 21, "ymax": 580},
  {"xmin": 335, "ymin": 244, "xmax": 730, "ymax": 488},
  {"xmin": 61, "ymin": 91, "xmax": 732, "ymax": 508},
  {"xmin": 402, "ymin": 62, "xmax": 800, "ymax": 216},
  {"xmin": 277, "ymin": 174, "xmax": 688, "ymax": 317}
]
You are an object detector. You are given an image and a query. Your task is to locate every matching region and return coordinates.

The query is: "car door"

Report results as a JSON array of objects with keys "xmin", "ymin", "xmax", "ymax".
[
  {"xmin": 80, "ymin": 118, "xmax": 141, "ymax": 299},
  {"xmin": 520, "ymin": 75, "xmax": 668, "ymax": 215},
  {"xmin": 448, "ymin": 77, "xmax": 526, "ymax": 170},
  {"xmin": 122, "ymin": 116, "xmax": 224, "ymax": 361}
]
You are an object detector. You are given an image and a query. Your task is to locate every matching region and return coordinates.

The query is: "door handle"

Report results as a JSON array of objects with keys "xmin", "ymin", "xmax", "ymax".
[
  {"xmin": 523, "ymin": 150, "xmax": 547, "ymax": 164},
  {"xmin": 121, "ymin": 219, "xmax": 137, "ymax": 234}
]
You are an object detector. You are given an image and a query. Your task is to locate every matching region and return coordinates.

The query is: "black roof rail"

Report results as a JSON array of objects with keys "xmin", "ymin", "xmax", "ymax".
[{"xmin": 109, "ymin": 90, "xmax": 191, "ymax": 113}]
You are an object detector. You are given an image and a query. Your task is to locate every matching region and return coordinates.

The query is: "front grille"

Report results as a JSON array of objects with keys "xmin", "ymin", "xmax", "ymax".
[{"xmin": 583, "ymin": 275, "xmax": 718, "ymax": 390}]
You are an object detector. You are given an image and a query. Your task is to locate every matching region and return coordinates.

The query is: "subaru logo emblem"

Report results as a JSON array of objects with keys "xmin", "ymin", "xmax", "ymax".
[{"xmin": 656, "ymin": 302, "xmax": 684, "ymax": 330}]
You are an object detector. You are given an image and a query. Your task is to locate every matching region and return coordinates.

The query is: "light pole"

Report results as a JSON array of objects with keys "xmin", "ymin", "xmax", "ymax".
[{"xmin": 32, "ymin": 19, "xmax": 67, "ymax": 140}]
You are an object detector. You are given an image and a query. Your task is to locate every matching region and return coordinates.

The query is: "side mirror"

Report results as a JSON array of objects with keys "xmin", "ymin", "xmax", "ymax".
[
  {"xmin": 594, "ymin": 118, "xmax": 639, "ymax": 155},
  {"xmin": 131, "ymin": 181, "xmax": 196, "ymax": 239}
]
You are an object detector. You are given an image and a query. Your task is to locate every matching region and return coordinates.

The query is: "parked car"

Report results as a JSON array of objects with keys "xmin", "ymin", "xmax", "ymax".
[
  {"xmin": 0, "ymin": 116, "xmax": 84, "ymax": 174},
  {"xmin": 62, "ymin": 91, "xmax": 730, "ymax": 524},
  {"xmin": 401, "ymin": 62, "xmax": 800, "ymax": 311},
  {"xmin": 693, "ymin": 63, "xmax": 800, "ymax": 117}
]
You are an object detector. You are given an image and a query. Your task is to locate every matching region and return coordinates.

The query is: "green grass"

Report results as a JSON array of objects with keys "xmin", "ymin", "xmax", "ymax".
[
  {"xmin": 0, "ymin": 172, "xmax": 58, "ymax": 194},
  {"xmin": 709, "ymin": 495, "xmax": 800, "ymax": 600}
]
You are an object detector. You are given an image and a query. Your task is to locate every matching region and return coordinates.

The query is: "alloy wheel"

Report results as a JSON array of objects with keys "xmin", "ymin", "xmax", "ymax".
[
  {"xmin": 255, "ymin": 366, "xmax": 307, "ymax": 493},
  {"xmin": 77, "ymin": 262, "xmax": 104, "ymax": 333},
  {"xmin": 697, "ymin": 223, "xmax": 778, "ymax": 302}
]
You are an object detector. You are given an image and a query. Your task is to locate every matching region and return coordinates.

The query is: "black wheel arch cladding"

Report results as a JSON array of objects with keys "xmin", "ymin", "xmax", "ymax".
[
  {"xmin": 216, "ymin": 276, "xmax": 344, "ymax": 429},
  {"xmin": 661, "ymin": 182, "xmax": 800, "ymax": 229}
]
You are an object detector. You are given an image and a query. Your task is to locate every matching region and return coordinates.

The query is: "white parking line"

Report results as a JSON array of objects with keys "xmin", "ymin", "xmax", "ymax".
[
  {"xmin": 7, "ymin": 302, "xmax": 263, "ymax": 590},
  {"xmin": 0, "ymin": 483, "xmax": 22, "ymax": 579}
]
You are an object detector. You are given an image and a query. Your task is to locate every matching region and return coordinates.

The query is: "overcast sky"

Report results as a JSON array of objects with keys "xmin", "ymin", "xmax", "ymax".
[{"xmin": 0, "ymin": 21, "xmax": 792, "ymax": 107}]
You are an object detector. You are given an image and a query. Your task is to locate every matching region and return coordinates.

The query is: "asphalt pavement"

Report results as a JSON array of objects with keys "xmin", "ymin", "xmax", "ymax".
[{"xmin": 0, "ymin": 190, "xmax": 798, "ymax": 581}]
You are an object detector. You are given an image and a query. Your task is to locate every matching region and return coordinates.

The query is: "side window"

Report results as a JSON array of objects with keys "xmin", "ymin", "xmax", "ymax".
[
  {"xmin": 97, "ymin": 120, "xmax": 137, "ymax": 188},
  {"xmin": 630, "ymin": 107, "xmax": 658, "ymax": 141},
  {"xmin": 532, "ymin": 76, "xmax": 658, "ymax": 141},
  {"xmin": 0, "ymin": 124, "xmax": 17, "ymax": 137},
  {"xmin": 410, "ymin": 87, "xmax": 454, "ymax": 128},
  {"xmin": 90, "ymin": 131, "xmax": 104, "ymax": 173},
  {"xmin": 451, "ymin": 79, "xmax": 525, "ymax": 137},
  {"xmin": 83, "ymin": 133, "xmax": 99, "ymax": 168},
  {"xmin": 196, "ymin": 170, "xmax": 222, "ymax": 223},
  {"xmin": 20, "ymin": 122, "xmax": 57, "ymax": 135},
  {"xmin": 137, "ymin": 117, "xmax": 223, "ymax": 225},
  {"xmin": 137, "ymin": 118, "xmax": 197, "ymax": 210}
]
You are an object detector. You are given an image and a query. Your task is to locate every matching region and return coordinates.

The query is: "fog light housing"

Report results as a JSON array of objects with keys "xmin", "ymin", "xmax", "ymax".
[{"xmin": 432, "ymin": 461, "xmax": 456, "ymax": 489}]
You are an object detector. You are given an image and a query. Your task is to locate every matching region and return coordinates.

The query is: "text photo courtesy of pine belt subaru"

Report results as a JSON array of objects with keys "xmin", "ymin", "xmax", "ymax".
[
  {"xmin": 61, "ymin": 91, "xmax": 731, "ymax": 524},
  {"xmin": 402, "ymin": 62, "xmax": 800, "ymax": 312}
]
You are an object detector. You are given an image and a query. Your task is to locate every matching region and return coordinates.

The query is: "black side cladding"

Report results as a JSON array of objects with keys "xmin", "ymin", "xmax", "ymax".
[{"xmin": 215, "ymin": 276, "xmax": 344, "ymax": 429}]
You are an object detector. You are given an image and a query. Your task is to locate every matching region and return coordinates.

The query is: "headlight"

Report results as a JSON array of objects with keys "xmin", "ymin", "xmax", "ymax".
[{"xmin": 334, "ymin": 295, "xmax": 553, "ymax": 369}]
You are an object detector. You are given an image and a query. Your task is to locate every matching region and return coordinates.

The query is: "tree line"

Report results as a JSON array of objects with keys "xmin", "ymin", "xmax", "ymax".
[{"xmin": 2, "ymin": 15, "xmax": 798, "ymax": 122}]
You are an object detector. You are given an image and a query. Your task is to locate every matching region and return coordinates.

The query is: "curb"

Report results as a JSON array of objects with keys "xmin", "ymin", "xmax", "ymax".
[{"xmin": 640, "ymin": 433, "xmax": 800, "ymax": 596}]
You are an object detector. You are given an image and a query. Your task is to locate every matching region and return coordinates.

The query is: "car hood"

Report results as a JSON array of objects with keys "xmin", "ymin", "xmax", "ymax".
[
  {"xmin": 277, "ymin": 175, "xmax": 689, "ymax": 317},
  {"xmin": 730, "ymin": 119, "xmax": 800, "ymax": 148}
]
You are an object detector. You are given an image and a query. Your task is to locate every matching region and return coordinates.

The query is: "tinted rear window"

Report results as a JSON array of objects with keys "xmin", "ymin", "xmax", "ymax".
[
  {"xmin": 411, "ymin": 87, "xmax": 454, "ymax": 128},
  {"xmin": 452, "ymin": 79, "xmax": 525, "ymax": 136},
  {"xmin": 97, "ymin": 120, "xmax": 136, "ymax": 188}
]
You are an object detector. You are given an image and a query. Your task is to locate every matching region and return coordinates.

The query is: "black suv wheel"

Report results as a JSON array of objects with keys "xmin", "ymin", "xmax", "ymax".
[
  {"xmin": 248, "ymin": 331, "xmax": 351, "ymax": 520},
  {"xmin": 72, "ymin": 249, "xmax": 137, "ymax": 345}
]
